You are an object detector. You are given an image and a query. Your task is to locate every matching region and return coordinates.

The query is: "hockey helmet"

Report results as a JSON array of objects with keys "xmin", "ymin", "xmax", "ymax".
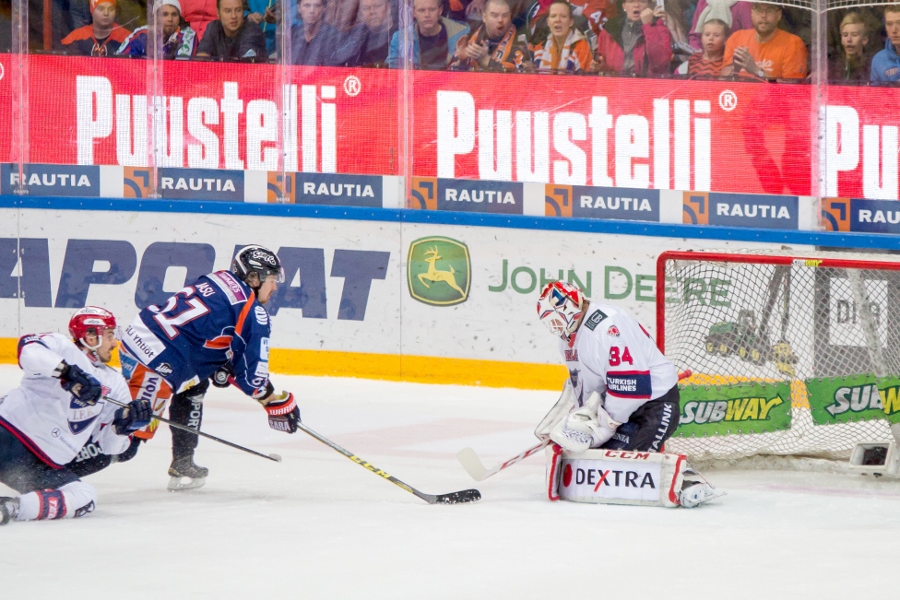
[
  {"xmin": 232, "ymin": 245, "xmax": 286, "ymax": 288},
  {"xmin": 69, "ymin": 306, "xmax": 117, "ymax": 350},
  {"xmin": 537, "ymin": 281, "xmax": 585, "ymax": 343}
]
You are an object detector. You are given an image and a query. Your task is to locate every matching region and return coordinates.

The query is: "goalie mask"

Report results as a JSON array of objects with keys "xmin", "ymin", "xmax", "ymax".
[
  {"xmin": 232, "ymin": 245, "xmax": 286, "ymax": 289},
  {"xmin": 69, "ymin": 306, "xmax": 118, "ymax": 352},
  {"xmin": 537, "ymin": 281, "xmax": 585, "ymax": 343}
]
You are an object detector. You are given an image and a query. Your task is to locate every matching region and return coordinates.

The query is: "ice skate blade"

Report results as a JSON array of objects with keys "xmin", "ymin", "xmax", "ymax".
[
  {"xmin": 681, "ymin": 489, "xmax": 727, "ymax": 508},
  {"xmin": 167, "ymin": 475, "xmax": 207, "ymax": 492}
]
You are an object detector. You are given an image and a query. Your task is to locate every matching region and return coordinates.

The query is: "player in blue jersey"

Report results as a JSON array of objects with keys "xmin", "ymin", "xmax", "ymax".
[{"xmin": 68, "ymin": 245, "xmax": 299, "ymax": 491}]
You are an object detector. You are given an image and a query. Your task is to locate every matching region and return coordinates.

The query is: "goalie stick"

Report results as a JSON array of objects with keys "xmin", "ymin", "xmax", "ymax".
[
  {"xmin": 102, "ymin": 397, "xmax": 282, "ymax": 463},
  {"xmin": 457, "ymin": 370, "xmax": 694, "ymax": 481},
  {"xmin": 296, "ymin": 421, "xmax": 481, "ymax": 505},
  {"xmin": 457, "ymin": 439, "xmax": 551, "ymax": 481}
]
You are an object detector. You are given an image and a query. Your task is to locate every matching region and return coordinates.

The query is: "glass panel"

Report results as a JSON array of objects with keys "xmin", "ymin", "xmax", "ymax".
[{"xmin": 1, "ymin": 0, "xmax": 10, "ymax": 52}]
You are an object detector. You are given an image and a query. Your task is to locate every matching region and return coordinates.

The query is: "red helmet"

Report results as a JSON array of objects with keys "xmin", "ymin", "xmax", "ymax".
[{"xmin": 69, "ymin": 306, "xmax": 117, "ymax": 349}]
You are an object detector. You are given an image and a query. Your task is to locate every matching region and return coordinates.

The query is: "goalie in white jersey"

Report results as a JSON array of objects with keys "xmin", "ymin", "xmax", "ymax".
[
  {"xmin": 537, "ymin": 281, "xmax": 680, "ymax": 453},
  {"xmin": 0, "ymin": 307, "xmax": 151, "ymax": 525}
]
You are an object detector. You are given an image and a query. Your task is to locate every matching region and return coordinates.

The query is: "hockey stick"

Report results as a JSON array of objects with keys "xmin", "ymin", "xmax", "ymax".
[
  {"xmin": 457, "ymin": 439, "xmax": 551, "ymax": 481},
  {"xmin": 457, "ymin": 369, "xmax": 696, "ymax": 482},
  {"xmin": 102, "ymin": 397, "xmax": 282, "ymax": 463},
  {"xmin": 296, "ymin": 421, "xmax": 481, "ymax": 505}
]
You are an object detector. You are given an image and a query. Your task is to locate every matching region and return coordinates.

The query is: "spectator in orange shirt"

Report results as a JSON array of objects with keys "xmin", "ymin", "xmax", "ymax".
[
  {"xmin": 532, "ymin": 0, "xmax": 593, "ymax": 71},
  {"xmin": 450, "ymin": 0, "xmax": 532, "ymax": 71},
  {"xmin": 687, "ymin": 17, "xmax": 728, "ymax": 77},
  {"xmin": 60, "ymin": 0, "xmax": 131, "ymax": 56},
  {"xmin": 722, "ymin": 2, "xmax": 808, "ymax": 79}
]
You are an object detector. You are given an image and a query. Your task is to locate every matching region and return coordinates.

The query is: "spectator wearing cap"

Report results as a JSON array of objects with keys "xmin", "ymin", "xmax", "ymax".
[
  {"xmin": 722, "ymin": 2, "xmax": 807, "ymax": 79},
  {"xmin": 593, "ymin": 0, "xmax": 673, "ymax": 76},
  {"xmin": 195, "ymin": 0, "xmax": 267, "ymax": 60},
  {"xmin": 871, "ymin": 4, "xmax": 900, "ymax": 83},
  {"xmin": 60, "ymin": 0, "xmax": 131, "ymax": 56},
  {"xmin": 116, "ymin": 0, "xmax": 199, "ymax": 59}
]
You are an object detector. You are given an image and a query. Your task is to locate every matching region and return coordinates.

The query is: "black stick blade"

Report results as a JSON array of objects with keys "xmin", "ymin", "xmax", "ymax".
[{"xmin": 433, "ymin": 488, "xmax": 482, "ymax": 504}]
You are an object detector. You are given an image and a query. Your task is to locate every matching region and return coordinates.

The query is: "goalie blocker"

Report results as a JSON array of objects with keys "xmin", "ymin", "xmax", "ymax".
[{"xmin": 545, "ymin": 445, "xmax": 724, "ymax": 508}]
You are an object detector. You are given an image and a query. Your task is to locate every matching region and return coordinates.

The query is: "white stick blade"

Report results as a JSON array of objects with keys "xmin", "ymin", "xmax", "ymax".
[{"xmin": 456, "ymin": 448, "xmax": 490, "ymax": 481}]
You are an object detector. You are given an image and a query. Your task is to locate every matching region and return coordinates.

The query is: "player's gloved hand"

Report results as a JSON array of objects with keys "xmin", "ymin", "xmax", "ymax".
[
  {"xmin": 54, "ymin": 361, "xmax": 102, "ymax": 406},
  {"xmin": 211, "ymin": 363, "xmax": 234, "ymax": 389},
  {"xmin": 113, "ymin": 399, "xmax": 153, "ymax": 435},
  {"xmin": 260, "ymin": 391, "xmax": 300, "ymax": 434}
]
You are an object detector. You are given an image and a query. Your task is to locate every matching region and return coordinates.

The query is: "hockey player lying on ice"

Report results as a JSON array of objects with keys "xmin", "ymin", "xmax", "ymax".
[
  {"xmin": 536, "ymin": 281, "xmax": 721, "ymax": 507},
  {"xmin": 0, "ymin": 307, "xmax": 151, "ymax": 525}
]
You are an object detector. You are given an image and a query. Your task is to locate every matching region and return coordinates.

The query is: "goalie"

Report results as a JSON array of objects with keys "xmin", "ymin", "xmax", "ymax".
[{"xmin": 536, "ymin": 281, "xmax": 721, "ymax": 507}]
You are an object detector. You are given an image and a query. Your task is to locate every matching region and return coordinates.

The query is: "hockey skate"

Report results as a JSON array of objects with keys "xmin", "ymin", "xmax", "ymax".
[
  {"xmin": 0, "ymin": 496, "xmax": 19, "ymax": 525},
  {"xmin": 167, "ymin": 457, "xmax": 209, "ymax": 492},
  {"xmin": 679, "ymin": 482, "xmax": 726, "ymax": 508}
]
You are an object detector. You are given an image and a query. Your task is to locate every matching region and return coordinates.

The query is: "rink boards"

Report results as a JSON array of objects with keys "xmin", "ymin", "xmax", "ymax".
[{"xmin": 0, "ymin": 199, "xmax": 825, "ymax": 388}]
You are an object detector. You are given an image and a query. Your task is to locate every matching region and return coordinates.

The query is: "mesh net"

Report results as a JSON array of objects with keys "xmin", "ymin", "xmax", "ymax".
[{"xmin": 660, "ymin": 249, "xmax": 900, "ymax": 461}]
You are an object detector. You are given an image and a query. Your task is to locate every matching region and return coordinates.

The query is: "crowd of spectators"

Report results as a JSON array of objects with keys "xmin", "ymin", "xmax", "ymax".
[{"xmin": 2, "ymin": 0, "xmax": 900, "ymax": 84}]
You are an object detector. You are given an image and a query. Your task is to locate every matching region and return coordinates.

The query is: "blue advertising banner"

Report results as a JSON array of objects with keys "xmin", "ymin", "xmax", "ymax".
[
  {"xmin": 436, "ymin": 178, "xmax": 523, "ymax": 214},
  {"xmin": 1, "ymin": 164, "xmax": 100, "ymax": 197},
  {"xmin": 546, "ymin": 185, "xmax": 660, "ymax": 221},
  {"xmin": 293, "ymin": 172, "xmax": 383, "ymax": 208},
  {"xmin": 848, "ymin": 199, "xmax": 900, "ymax": 234},
  {"xmin": 684, "ymin": 192, "xmax": 798, "ymax": 229},
  {"xmin": 156, "ymin": 168, "xmax": 245, "ymax": 201}
]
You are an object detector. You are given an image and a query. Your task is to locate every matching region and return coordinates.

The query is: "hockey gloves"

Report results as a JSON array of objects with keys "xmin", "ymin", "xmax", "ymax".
[
  {"xmin": 260, "ymin": 391, "xmax": 300, "ymax": 433},
  {"xmin": 113, "ymin": 399, "xmax": 153, "ymax": 435},
  {"xmin": 55, "ymin": 361, "xmax": 103, "ymax": 406},
  {"xmin": 211, "ymin": 363, "xmax": 234, "ymax": 388}
]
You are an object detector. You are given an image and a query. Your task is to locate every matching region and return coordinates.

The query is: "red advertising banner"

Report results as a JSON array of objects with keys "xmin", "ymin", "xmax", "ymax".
[
  {"xmin": 26, "ymin": 56, "xmax": 399, "ymax": 175},
  {"xmin": 0, "ymin": 54, "xmax": 11, "ymax": 164},
  {"xmin": 410, "ymin": 71, "xmax": 815, "ymax": 197},
  {"xmin": 823, "ymin": 85, "xmax": 900, "ymax": 201},
  {"xmin": 10, "ymin": 55, "xmax": 900, "ymax": 201}
]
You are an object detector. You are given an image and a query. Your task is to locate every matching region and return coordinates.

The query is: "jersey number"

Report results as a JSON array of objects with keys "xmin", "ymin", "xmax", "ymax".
[
  {"xmin": 609, "ymin": 346, "xmax": 634, "ymax": 366},
  {"xmin": 154, "ymin": 288, "xmax": 210, "ymax": 339}
]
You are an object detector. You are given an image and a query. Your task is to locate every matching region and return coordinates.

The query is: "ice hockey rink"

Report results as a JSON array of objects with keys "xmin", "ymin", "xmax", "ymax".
[{"xmin": 2, "ymin": 365, "xmax": 899, "ymax": 600}]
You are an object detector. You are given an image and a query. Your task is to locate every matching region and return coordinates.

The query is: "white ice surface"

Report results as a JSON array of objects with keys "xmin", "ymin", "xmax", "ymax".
[{"xmin": 2, "ymin": 365, "xmax": 899, "ymax": 600}]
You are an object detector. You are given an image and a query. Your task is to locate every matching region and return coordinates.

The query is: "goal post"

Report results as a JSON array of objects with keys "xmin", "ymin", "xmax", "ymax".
[{"xmin": 656, "ymin": 249, "xmax": 900, "ymax": 461}]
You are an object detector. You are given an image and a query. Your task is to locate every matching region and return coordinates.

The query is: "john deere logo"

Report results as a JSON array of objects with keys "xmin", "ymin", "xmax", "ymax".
[{"xmin": 408, "ymin": 237, "xmax": 470, "ymax": 306}]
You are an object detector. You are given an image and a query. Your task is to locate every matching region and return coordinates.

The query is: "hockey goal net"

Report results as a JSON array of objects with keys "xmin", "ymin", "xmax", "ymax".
[{"xmin": 657, "ymin": 249, "xmax": 900, "ymax": 462}]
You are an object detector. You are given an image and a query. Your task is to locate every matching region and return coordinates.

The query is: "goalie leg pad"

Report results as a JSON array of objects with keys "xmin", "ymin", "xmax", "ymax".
[
  {"xmin": 534, "ymin": 380, "xmax": 576, "ymax": 439},
  {"xmin": 546, "ymin": 446, "xmax": 691, "ymax": 507}
]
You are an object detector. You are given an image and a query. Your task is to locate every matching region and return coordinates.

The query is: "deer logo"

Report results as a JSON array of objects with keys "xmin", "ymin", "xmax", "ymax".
[
  {"xmin": 418, "ymin": 247, "xmax": 465, "ymax": 297},
  {"xmin": 407, "ymin": 237, "xmax": 471, "ymax": 306}
]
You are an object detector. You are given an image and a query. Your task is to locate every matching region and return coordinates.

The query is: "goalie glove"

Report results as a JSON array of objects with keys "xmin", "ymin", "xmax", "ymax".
[
  {"xmin": 550, "ymin": 405, "xmax": 621, "ymax": 452},
  {"xmin": 259, "ymin": 391, "xmax": 300, "ymax": 434},
  {"xmin": 54, "ymin": 361, "xmax": 102, "ymax": 406}
]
